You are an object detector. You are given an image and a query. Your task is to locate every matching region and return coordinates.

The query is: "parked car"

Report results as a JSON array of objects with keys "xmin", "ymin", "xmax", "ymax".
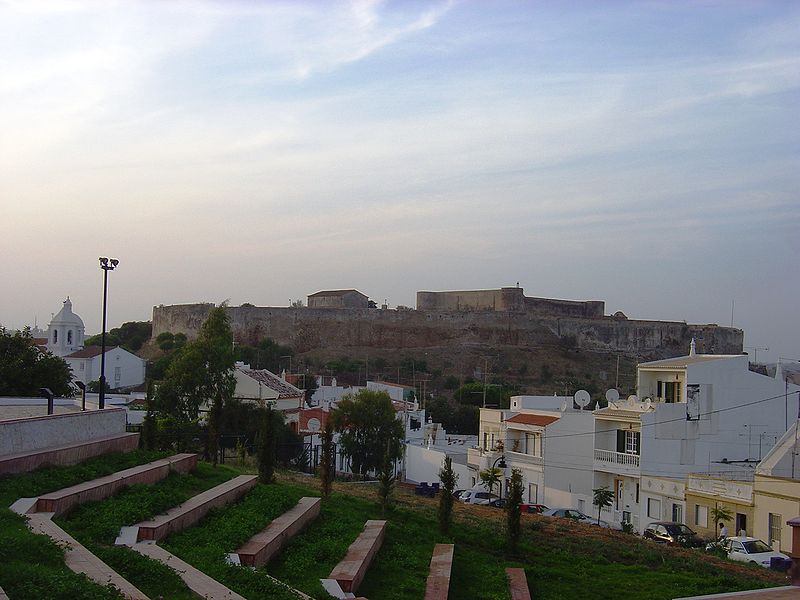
[
  {"xmin": 643, "ymin": 522, "xmax": 703, "ymax": 548},
  {"xmin": 461, "ymin": 490, "xmax": 500, "ymax": 505},
  {"xmin": 453, "ymin": 489, "xmax": 466, "ymax": 501},
  {"xmin": 720, "ymin": 536, "xmax": 791, "ymax": 568},
  {"xmin": 520, "ymin": 503, "xmax": 549, "ymax": 514},
  {"xmin": 541, "ymin": 508, "xmax": 612, "ymax": 528},
  {"xmin": 489, "ymin": 498, "xmax": 506, "ymax": 508}
]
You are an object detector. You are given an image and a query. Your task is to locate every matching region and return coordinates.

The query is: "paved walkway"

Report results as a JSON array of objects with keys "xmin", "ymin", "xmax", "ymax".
[
  {"xmin": 0, "ymin": 585, "xmax": 8, "ymax": 599},
  {"xmin": 133, "ymin": 543, "xmax": 244, "ymax": 600},
  {"xmin": 26, "ymin": 513, "xmax": 148, "ymax": 600},
  {"xmin": 675, "ymin": 587, "xmax": 800, "ymax": 599}
]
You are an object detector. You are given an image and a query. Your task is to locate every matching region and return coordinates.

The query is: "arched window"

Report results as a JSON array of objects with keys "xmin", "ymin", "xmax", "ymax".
[
  {"xmin": 53, "ymin": 330, "xmax": 58, "ymax": 343},
  {"xmin": 67, "ymin": 330, "xmax": 73, "ymax": 344}
]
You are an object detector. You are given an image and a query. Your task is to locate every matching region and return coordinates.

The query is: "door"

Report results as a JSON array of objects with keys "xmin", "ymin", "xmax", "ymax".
[
  {"xmin": 614, "ymin": 478, "xmax": 624, "ymax": 510},
  {"xmin": 736, "ymin": 513, "xmax": 747, "ymax": 536}
]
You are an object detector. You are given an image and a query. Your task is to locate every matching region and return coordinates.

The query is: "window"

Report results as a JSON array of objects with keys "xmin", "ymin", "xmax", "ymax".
[
  {"xmin": 616, "ymin": 430, "xmax": 640, "ymax": 455},
  {"xmin": 483, "ymin": 433, "xmax": 488, "ymax": 450},
  {"xmin": 635, "ymin": 483, "xmax": 640, "ymax": 503},
  {"xmin": 672, "ymin": 503, "xmax": 683, "ymax": 523},
  {"xmin": 79, "ymin": 362, "xmax": 84, "ymax": 371},
  {"xmin": 695, "ymin": 505, "xmax": 708, "ymax": 528},
  {"xmin": 622, "ymin": 510, "xmax": 632, "ymax": 525},
  {"xmin": 647, "ymin": 498, "xmax": 661, "ymax": 519},
  {"xmin": 625, "ymin": 430, "xmax": 639, "ymax": 454},
  {"xmin": 114, "ymin": 367, "xmax": 121, "ymax": 382},
  {"xmin": 67, "ymin": 330, "xmax": 72, "ymax": 344},
  {"xmin": 657, "ymin": 380, "xmax": 682, "ymax": 403},
  {"xmin": 769, "ymin": 513, "xmax": 782, "ymax": 547},
  {"xmin": 528, "ymin": 483, "xmax": 538, "ymax": 503},
  {"xmin": 525, "ymin": 432, "xmax": 542, "ymax": 456},
  {"xmin": 53, "ymin": 330, "xmax": 58, "ymax": 343}
]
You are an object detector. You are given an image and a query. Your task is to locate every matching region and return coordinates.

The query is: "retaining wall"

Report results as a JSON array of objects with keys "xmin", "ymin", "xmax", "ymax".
[{"xmin": 0, "ymin": 409, "xmax": 128, "ymax": 456}]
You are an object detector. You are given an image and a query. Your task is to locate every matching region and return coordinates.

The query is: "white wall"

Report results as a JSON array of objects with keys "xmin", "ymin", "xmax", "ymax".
[
  {"xmin": 640, "ymin": 357, "xmax": 799, "ymax": 479},
  {"xmin": 542, "ymin": 411, "xmax": 595, "ymax": 508},
  {"xmin": 67, "ymin": 348, "xmax": 146, "ymax": 389},
  {"xmin": 0, "ymin": 408, "xmax": 128, "ymax": 455},
  {"xmin": 404, "ymin": 443, "xmax": 471, "ymax": 486}
]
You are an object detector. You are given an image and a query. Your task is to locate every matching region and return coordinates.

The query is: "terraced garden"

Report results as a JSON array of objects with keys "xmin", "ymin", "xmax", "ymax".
[{"xmin": 0, "ymin": 452, "xmax": 791, "ymax": 599}]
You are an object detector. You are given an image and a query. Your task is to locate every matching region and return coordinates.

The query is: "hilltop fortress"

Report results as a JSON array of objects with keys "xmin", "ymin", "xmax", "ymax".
[{"xmin": 151, "ymin": 287, "xmax": 743, "ymax": 358}]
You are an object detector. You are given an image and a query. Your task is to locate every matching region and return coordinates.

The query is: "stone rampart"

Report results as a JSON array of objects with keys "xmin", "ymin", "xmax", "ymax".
[{"xmin": 152, "ymin": 303, "xmax": 743, "ymax": 356}]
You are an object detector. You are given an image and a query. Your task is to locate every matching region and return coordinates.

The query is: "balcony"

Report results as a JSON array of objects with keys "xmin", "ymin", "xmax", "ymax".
[
  {"xmin": 594, "ymin": 449, "xmax": 640, "ymax": 476},
  {"xmin": 507, "ymin": 451, "xmax": 544, "ymax": 469}
]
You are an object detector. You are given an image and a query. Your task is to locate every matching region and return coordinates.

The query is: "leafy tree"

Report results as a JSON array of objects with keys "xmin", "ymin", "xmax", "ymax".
[
  {"xmin": 85, "ymin": 321, "xmax": 152, "ymax": 352},
  {"xmin": 479, "ymin": 467, "xmax": 502, "ymax": 497},
  {"xmin": 711, "ymin": 504, "xmax": 734, "ymax": 538},
  {"xmin": 87, "ymin": 379, "xmax": 111, "ymax": 393},
  {"xmin": 592, "ymin": 487, "xmax": 614, "ymax": 525},
  {"xmin": 0, "ymin": 328, "xmax": 74, "ymax": 396},
  {"xmin": 506, "ymin": 468, "xmax": 524, "ymax": 549},
  {"xmin": 319, "ymin": 421, "xmax": 335, "ymax": 497},
  {"xmin": 438, "ymin": 456, "xmax": 458, "ymax": 534},
  {"xmin": 258, "ymin": 404, "xmax": 277, "ymax": 484},
  {"xmin": 154, "ymin": 306, "xmax": 236, "ymax": 423},
  {"xmin": 234, "ymin": 337, "xmax": 294, "ymax": 372},
  {"xmin": 330, "ymin": 389, "xmax": 404, "ymax": 476}
]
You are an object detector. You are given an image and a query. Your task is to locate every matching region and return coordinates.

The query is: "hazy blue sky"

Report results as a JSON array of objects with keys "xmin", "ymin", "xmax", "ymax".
[{"xmin": 1, "ymin": 1, "xmax": 797, "ymax": 363}]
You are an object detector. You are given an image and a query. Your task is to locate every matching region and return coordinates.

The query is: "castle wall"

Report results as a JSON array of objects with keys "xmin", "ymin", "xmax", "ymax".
[
  {"xmin": 151, "ymin": 303, "xmax": 743, "ymax": 357},
  {"xmin": 416, "ymin": 288, "xmax": 604, "ymax": 317}
]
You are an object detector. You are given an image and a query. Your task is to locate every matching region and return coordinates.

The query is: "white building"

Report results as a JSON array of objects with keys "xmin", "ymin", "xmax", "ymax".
[
  {"xmin": 469, "ymin": 395, "xmax": 595, "ymax": 509},
  {"xmin": 233, "ymin": 365, "xmax": 306, "ymax": 433},
  {"xmin": 593, "ymin": 348, "xmax": 799, "ymax": 532},
  {"xmin": 46, "ymin": 297, "xmax": 86, "ymax": 357},
  {"xmin": 65, "ymin": 346, "xmax": 146, "ymax": 390}
]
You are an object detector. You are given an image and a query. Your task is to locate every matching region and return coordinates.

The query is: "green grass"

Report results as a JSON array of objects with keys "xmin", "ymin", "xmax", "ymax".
[
  {"xmin": 0, "ymin": 449, "xmax": 167, "ymax": 600},
  {"xmin": 55, "ymin": 461, "xmax": 239, "ymax": 600},
  {"xmin": 1, "ymin": 457, "xmax": 789, "ymax": 600}
]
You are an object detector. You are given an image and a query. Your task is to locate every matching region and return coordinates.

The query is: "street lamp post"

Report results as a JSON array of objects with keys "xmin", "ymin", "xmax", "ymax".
[
  {"xmin": 98, "ymin": 257, "xmax": 119, "ymax": 410},
  {"xmin": 492, "ymin": 454, "xmax": 507, "ymax": 502}
]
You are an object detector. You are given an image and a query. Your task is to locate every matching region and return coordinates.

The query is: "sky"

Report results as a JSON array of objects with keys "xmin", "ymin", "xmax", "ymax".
[{"xmin": 0, "ymin": 0, "xmax": 798, "ymax": 364}]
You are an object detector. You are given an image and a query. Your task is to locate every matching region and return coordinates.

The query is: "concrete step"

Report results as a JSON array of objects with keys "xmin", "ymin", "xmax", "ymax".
[
  {"xmin": 118, "ymin": 475, "xmax": 258, "ymax": 544},
  {"xmin": 328, "ymin": 520, "xmax": 386, "ymax": 594},
  {"xmin": 232, "ymin": 496, "xmax": 321, "ymax": 567},
  {"xmin": 424, "ymin": 544, "xmax": 454, "ymax": 600}
]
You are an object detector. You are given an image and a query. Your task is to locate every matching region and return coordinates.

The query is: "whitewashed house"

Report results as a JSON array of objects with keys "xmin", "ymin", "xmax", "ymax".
[
  {"xmin": 469, "ymin": 395, "xmax": 595, "ymax": 509},
  {"xmin": 593, "ymin": 345, "xmax": 799, "ymax": 533},
  {"xmin": 65, "ymin": 346, "xmax": 146, "ymax": 390}
]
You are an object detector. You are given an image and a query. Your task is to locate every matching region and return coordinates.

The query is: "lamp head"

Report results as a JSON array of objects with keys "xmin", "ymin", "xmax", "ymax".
[
  {"xmin": 99, "ymin": 257, "xmax": 108, "ymax": 266},
  {"xmin": 110, "ymin": 259, "xmax": 119, "ymax": 268}
]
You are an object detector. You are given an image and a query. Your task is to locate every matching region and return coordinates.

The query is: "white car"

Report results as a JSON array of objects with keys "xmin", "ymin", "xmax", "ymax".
[
  {"xmin": 722, "ymin": 536, "xmax": 790, "ymax": 568},
  {"xmin": 460, "ymin": 490, "xmax": 500, "ymax": 505}
]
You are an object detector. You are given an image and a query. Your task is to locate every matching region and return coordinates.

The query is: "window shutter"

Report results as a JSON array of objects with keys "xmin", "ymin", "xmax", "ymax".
[
  {"xmin": 616, "ymin": 430, "xmax": 625, "ymax": 453},
  {"xmin": 634, "ymin": 431, "xmax": 641, "ymax": 455}
]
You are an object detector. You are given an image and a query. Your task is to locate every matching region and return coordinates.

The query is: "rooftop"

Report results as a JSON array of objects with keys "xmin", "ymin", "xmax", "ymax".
[
  {"xmin": 504, "ymin": 413, "xmax": 560, "ymax": 427},
  {"xmin": 638, "ymin": 354, "xmax": 744, "ymax": 369},
  {"xmin": 307, "ymin": 289, "xmax": 365, "ymax": 297},
  {"xmin": 239, "ymin": 369, "xmax": 304, "ymax": 399}
]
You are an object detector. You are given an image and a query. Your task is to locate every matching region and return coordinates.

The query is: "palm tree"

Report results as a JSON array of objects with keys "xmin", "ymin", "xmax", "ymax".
[
  {"xmin": 479, "ymin": 467, "xmax": 502, "ymax": 497},
  {"xmin": 710, "ymin": 504, "xmax": 734, "ymax": 538},
  {"xmin": 592, "ymin": 487, "xmax": 615, "ymax": 525}
]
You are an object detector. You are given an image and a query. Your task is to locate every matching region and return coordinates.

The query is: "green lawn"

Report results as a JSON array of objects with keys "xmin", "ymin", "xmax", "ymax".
[
  {"xmin": 1, "ymin": 456, "xmax": 790, "ymax": 600},
  {"xmin": 0, "ymin": 450, "xmax": 167, "ymax": 600}
]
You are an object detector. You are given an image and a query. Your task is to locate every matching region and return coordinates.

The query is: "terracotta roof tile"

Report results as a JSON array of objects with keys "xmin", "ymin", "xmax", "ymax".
[
  {"xmin": 504, "ymin": 413, "xmax": 559, "ymax": 427},
  {"xmin": 240, "ymin": 369, "xmax": 304, "ymax": 399}
]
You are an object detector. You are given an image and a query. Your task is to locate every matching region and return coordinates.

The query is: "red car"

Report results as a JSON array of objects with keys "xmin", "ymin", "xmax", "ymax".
[{"xmin": 520, "ymin": 503, "xmax": 548, "ymax": 514}]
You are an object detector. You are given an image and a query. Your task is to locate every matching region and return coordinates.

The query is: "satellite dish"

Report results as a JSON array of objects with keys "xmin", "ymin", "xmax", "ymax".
[
  {"xmin": 574, "ymin": 389, "xmax": 591, "ymax": 409},
  {"xmin": 643, "ymin": 398, "xmax": 652, "ymax": 410},
  {"xmin": 605, "ymin": 389, "xmax": 620, "ymax": 404},
  {"xmin": 560, "ymin": 400, "xmax": 568, "ymax": 412},
  {"xmin": 627, "ymin": 395, "xmax": 639, "ymax": 404}
]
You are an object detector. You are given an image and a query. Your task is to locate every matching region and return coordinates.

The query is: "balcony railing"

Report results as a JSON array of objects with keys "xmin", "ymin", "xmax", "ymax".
[
  {"xmin": 507, "ymin": 450, "xmax": 544, "ymax": 467},
  {"xmin": 594, "ymin": 448, "xmax": 640, "ymax": 471}
]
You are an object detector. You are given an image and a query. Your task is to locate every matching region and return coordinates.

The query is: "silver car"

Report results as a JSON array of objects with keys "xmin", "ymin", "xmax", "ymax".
[{"xmin": 542, "ymin": 507, "xmax": 612, "ymax": 528}]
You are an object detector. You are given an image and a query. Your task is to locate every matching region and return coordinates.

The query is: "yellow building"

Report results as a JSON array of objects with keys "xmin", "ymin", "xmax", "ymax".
[
  {"xmin": 684, "ymin": 472, "xmax": 754, "ymax": 539},
  {"xmin": 752, "ymin": 422, "xmax": 800, "ymax": 553}
]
